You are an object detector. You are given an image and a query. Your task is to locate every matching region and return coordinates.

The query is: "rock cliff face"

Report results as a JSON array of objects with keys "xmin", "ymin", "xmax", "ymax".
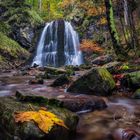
[
  {"xmin": 0, "ymin": 0, "xmax": 44, "ymax": 69},
  {"xmin": 62, "ymin": 0, "xmax": 112, "ymax": 64},
  {"xmin": 63, "ymin": 0, "xmax": 109, "ymax": 42}
]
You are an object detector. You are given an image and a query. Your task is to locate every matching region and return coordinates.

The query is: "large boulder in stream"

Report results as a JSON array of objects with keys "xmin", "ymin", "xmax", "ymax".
[
  {"xmin": 67, "ymin": 68, "xmax": 115, "ymax": 96},
  {"xmin": 0, "ymin": 96, "xmax": 79, "ymax": 140}
]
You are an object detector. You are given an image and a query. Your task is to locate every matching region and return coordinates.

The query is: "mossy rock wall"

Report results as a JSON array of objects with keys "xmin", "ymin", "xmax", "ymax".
[
  {"xmin": 0, "ymin": 0, "xmax": 44, "ymax": 49},
  {"xmin": 0, "ymin": 32, "xmax": 30, "ymax": 69},
  {"xmin": 0, "ymin": 0, "xmax": 44, "ymax": 69}
]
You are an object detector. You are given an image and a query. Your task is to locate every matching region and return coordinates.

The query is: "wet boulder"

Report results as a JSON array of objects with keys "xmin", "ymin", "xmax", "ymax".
[
  {"xmin": 51, "ymin": 74, "xmax": 70, "ymax": 87},
  {"xmin": 58, "ymin": 94, "xmax": 107, "ymax": 112},
  {"xmin": 121, "ymin": 71, "xmax": 140, "ymax": 89},
  {"xmin": 67, "ymin": 68, "xmax": 115, "ymax": 96},
  {"xmin": 102, "ymin": 61, "xmax": 122, "ymax": 74},
  {"xmin": 0, "ymin": 96, "xmax": 79, "ymax": 140},
  {"xmin": 29, "ymin": 78, "xmax": 44, "ymax": 84},
  {"xmin": 91, "ymin": 55, "xmax": 113, "ymax": 66},
  {"xmin": 113, "ymin": 129, "xmax": 140, "ymax": 140},
  {"xmin": 44, "ymin": 67, "xmax": 67, "ymax": 75},
  {"xmin": 79, "ymin": 64, "xmax": 93, "ymax": 70},
  {"xmin": 132, "ymin": 89, "xmax": 140, "ymax": 99}
]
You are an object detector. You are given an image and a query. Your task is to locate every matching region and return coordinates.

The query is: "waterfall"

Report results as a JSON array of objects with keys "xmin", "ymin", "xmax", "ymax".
[{"xmin": 32, "ymin": 20, "xmax": 83, "ymax": 67}]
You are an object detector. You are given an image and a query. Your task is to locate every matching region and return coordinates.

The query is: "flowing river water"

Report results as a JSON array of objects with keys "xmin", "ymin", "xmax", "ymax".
[{"xmin": 0, "ymin": 71, "xmax": 140, "ymax": 140}]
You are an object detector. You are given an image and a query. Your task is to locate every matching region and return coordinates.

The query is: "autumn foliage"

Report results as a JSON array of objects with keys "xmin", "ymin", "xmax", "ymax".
[
  {"xmin": 60, "ymin": 0, "xmax": 106, "ymax": 16},
  {"xmin": 97, "ymin": 17, "xmax": 107, "ymax": 25},
  {"xmin": 60, "ymin": 0, "xmax": 77, "ymax": 9},
  {"xmin": 80, "ymin": 39, "xmax": 104, "ymax": 54},
  {"xmin": 14, "ymin": 109, "xmax": 68, "ymax": 134},
  {"xmin": 79, "ymin": 1, "xmax": 106, "ymax": 16}
]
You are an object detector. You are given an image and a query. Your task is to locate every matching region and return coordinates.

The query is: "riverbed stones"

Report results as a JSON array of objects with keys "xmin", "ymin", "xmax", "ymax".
[
  {"xmin": 67, "ymin": 68, "xmax": 115, "ymax": 96},
  {"xmin": 0, "ymin": 96, "xmax": 79, "ymax": 140}
]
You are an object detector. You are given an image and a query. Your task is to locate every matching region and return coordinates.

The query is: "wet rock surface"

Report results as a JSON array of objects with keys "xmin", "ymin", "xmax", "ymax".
[
  {"xmin": 51, "ymin": 74, "xmax": 70, "ymax": 87},
  {"xmin": 102, "ymin": 61, "xmax": 122, "ymax": 74},
  {"xmin": 121, "ymin": 71, "xmax": 140, "ymax": 89},
  {"xmin": 29, "ymin": 78, "xmax": 44, "ymax": 85},
  {"xmin": 132, "ymin": 89, "xmax": 140, "ymax": 99},
  {"xmin": 0, "ymin": 68, "xmax": 140, "ymax": 140},
  {"xmin": 91, "ymin": 55, "xmax": 113, "ymax": 66},
  {"xmin": 0, "ymin": 96, "xmax": 79, "ymax": 140},
  {"xmin": 58, "ymin": 94, "xmax": 107, "ymax": 112},
  {"xmin": 67, "ymin": 68, "xmax": 115, "ymax": 96},
  {"xmin": 15, "ymin": 90, "xmax": 107, "ymax": 113},
  {"xmin": 74, "ymin": 98, "xmax": 140, "ymax": 140}
]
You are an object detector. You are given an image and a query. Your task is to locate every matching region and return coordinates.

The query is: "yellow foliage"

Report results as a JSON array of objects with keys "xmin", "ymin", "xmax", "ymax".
[
  {"xmin": 97, "ymin": 17, "xmax": 107, "ymax": 25},
  {"xmin": 80, "ymin": 39, "xmax": 104, "ymax": 54},
  {"xmin": 14, "ymin": 109, "xmax": 68, "ymax": 134}
]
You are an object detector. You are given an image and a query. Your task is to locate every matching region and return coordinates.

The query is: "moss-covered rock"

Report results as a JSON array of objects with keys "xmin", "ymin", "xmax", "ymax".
[
  {"xmin": 0, "ymin": 21, "xmax": 11, "ymax": 35},
  {"xmin": 67, "ymin": 68, "xmax": 115, "ymax": 96},
  {"xmin": 43, "ymin": 67, "xmax": 67, "ymax": 76},
  {"xmin": 0, "ymin": 96, "xmax": 79, "ymax": 140},
  {"xmin": 0, "ymin": 55, "xmax": 9, "ymax": 69},
  {"xmin": 102, "ymin": 61, "xmax": 122, "ymax": 74},
  {"xmin": 132, "ymin": 89, "xmax": 140, "ymax": 99},
  {"xmin": 0, "ymin": 32, "xmax": 29, "ymax": 60},
  {"xmin": 121, "ymin": 71, "xmax": 140, "ymax": 89},
  {"xmin": 51, "ymin": 74, "xmax": 70, "ymax": 87},
  {"xmin": 92, "ymin": 55, "xmax": 113, "ymax": 65},
  {"xmin": 0, "ymin": 0, "xmax": 44, "ymax": 49},
  {"xmin": 0, "ymin": 32, "xmax": 30, "ymax": 69}
]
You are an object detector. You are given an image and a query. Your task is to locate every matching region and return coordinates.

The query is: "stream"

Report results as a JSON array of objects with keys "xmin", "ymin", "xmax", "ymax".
[{"xmin": 0, "ymin": 71, "xmax": 140, "ymax": 140}]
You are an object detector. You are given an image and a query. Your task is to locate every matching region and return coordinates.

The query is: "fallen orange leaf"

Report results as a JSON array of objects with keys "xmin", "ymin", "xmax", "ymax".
[{"xmin": 14, "ymin": 109, "xmax": 68, "ymax": 134}]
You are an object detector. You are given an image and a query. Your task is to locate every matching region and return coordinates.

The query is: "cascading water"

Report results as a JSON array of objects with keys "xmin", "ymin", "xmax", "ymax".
[{"xmin": 32, "ymin": 20, "xmax": 83, "ymax": 67}]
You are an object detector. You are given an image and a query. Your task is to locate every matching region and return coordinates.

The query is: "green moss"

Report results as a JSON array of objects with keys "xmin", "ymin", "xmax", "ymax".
[
  {"xmin": 132, "ymin": 89, "xmax": 140, "ymax": 99},
  {"xmin": 98, "ymin": 68, "xmax": 115, "ymax": 89},
  {"xmin": 0, "ymin": 32, "xmax": 29, "ymax": 59},
  {"xmin": 1, "ymin": 0, "xmax": 44, "ymax": 26},
  {"xmin": 0, "ymin": 22, "xmax": 11, "ymax": 35},
  {"xmin": 27, "ymin": 10, "xmax": 44, "ymax": 26},
  {"xmin": 109, "ymin": 0, "xmax": 119, "ymax": 43},
  {"xmin": 5, "ymin": 7, "xmax": 44, "ymax": 26}
]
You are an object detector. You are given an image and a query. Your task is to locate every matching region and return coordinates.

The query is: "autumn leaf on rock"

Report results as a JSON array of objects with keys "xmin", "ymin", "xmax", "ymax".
[{"xmin": 14, "ymin": 109, "xmax": 68, "ymax": 134}]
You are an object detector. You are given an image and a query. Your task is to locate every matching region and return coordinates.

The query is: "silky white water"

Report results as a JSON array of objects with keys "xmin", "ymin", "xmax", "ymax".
[{"xmin": 32, "ymin": 20, "xmax": 83, "ymax": 67}]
